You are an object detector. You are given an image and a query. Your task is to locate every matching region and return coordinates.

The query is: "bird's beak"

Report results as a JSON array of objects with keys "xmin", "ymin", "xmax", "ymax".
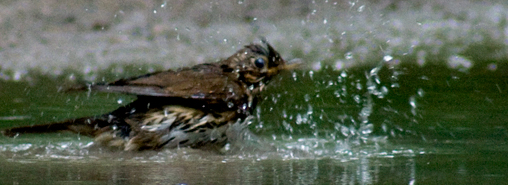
[{"xmin": 282, "ymin": 58, "xmax": 303, "ymax": 70}]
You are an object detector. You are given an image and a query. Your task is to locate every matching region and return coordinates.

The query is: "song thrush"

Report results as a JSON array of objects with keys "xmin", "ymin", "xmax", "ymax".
[{"xmin": 2, "ymin": 41, "xmax": 297, "ymax": 151}]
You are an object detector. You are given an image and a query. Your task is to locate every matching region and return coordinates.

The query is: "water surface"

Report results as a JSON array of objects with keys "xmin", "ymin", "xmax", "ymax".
[{"xmin": 1, "ymin": 63, "xmax": 507, "ymax": 184}]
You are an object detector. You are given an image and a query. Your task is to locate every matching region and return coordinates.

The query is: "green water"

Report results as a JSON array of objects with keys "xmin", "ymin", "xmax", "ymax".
[{"xmin": 1, "ymin": 63, "xmax": 507, "ymax": 184}]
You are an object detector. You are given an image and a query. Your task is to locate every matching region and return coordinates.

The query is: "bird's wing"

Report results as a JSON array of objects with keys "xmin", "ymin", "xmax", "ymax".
[{"xmin": 73, "ymin": 64, "xmax": 246, "ymax": 103}]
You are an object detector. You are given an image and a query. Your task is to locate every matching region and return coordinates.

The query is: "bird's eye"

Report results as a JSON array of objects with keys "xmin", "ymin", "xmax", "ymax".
[{"xmin": 254, "ymin": 58, "xmax": 265, "ymax": 68}]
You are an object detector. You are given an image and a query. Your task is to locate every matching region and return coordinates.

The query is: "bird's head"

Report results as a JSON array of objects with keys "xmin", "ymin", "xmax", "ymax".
[{"xmin": 220, "ymin": 40, "xmax": 298, "ymax": 86}]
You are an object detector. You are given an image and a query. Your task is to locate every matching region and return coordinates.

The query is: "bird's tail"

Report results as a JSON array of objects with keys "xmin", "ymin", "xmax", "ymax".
[{"xmin": 1, "ymin": 116, "xmax": 109, "ymax": 137}]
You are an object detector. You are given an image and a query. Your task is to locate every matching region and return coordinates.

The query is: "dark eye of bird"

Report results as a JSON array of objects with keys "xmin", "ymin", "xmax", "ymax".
[{"xmin": 254, "ymin": 58, "xmax": 265, "ymax": 68}]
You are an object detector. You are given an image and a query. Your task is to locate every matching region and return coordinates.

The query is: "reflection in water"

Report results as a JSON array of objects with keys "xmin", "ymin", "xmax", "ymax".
[
  {"xmin": 0, "ymin": 152, "xmax": 418, "ymax": 184},
  {"xmin": 3, "ymin": 141, "xmax": 508, "ymax": 184}
]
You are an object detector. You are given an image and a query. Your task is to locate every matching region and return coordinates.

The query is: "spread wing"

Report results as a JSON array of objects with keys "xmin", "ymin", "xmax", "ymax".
[{"xmin": 73, "ymin": 64, "xmax": 247, "ymax": 104}]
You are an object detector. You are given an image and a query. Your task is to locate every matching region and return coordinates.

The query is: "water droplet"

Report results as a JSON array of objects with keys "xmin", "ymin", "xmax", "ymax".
[
  {"xmin": 383, "ymin": 55, "xmax": 393, "ymax": 62},
  {"xmin": 353, "ymin": 95, "xmax": 361, "ymax": 104},
  {"xmin": 374, "ymin": 76, "xmax": 381, "ymax": 84},
  {"xmin": 380, "ymin": 86, "xmax": 389, "ymax": 95},
  {"xmin": 341, "ymin": 125, "xmax": 349, "ymax": 136},
  {"xmin": 227, "ymin": 102, "xmax": 234, "ymax": 108},
  {"xmin": 271, "ymin": 96, "xmax": 278, "ymax": 103},
  {"xmin": 409, "ymin": 95, "xmax": 417, "ymax": 108},
  {"xmin": 304, "ymin": 94, "xmax": 311, "ymax": 102},
  {"xmin": 417, "ymin": 88, "xmax": 425, "ymax": 97},
  {"xmin": 334, "ymin": 90, "xmax": 341, "ymax": 97},
  {"xmin": 307, "ymin": 104, "xmax": 313, "ymax": 115},
  {"xmin": 164, "ymin": 109, "xmax": 169, "ymax": 117},
  {"xmin": 340, "ymin": 71, "xmax": 348, "ymax": 78},
  {"xmin": 345, "ymin": 52, "xmax": 353, "ymax": 60},
  {"xmin": 117, "ymin": 99, "xmax": 123, "ymax": 104},
  {"xmin": 381, "ymin": 123, "xmax": 388, "ymax": 133},
  {"xmin": 359, "ymin": 106, "xmax": 372, "ymax": 120},
  {"xmin": 327, "ymin": 80, "xmax": 334, "ymax": 87},
  {"xmin": 360, "ymin": 123, "xmax": 373, "ymax": 135},
  {"xmin": 282, "ymin": 121, "xmax": 293, "ymax": 133},
  {"xmin": 296, "ymin": 114, "xmax": 303, "ymax": 125},
  {"xmin": 356, "ymin": 82, "xmax": 363, "ymax": 90},
  {"xmin": 323, "ymin": 19, "xmax": 327, "ymax": 24},
  {"xmin": 357, "ymin": 5, "xmax": 365, "ymax": 12}
]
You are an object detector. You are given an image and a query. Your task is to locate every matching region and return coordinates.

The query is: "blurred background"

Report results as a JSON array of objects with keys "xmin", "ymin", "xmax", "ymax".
[{"xmin": 1, "ymin": 0, "xmax": 508, "ymax": 184}]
